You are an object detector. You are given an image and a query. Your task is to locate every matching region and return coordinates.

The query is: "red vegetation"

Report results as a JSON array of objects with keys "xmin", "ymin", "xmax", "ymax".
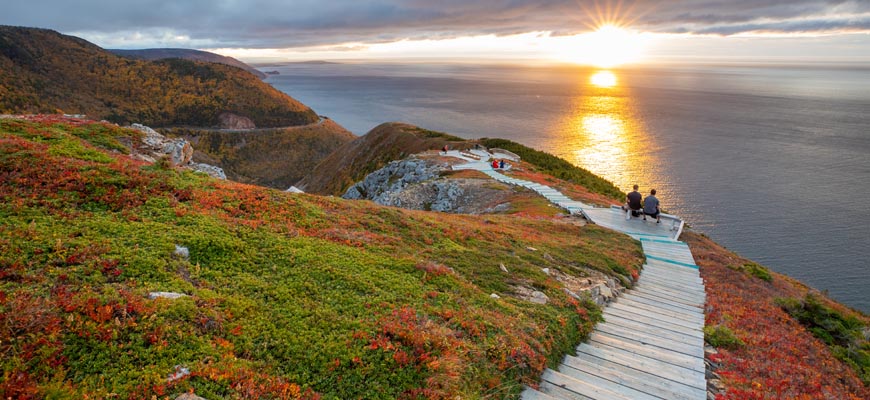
[{"xmin": 686, "ymin": 233, "xmax": 868, "ymax": 399}]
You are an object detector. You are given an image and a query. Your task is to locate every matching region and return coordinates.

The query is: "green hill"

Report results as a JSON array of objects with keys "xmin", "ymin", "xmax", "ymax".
[
  {"xmin": 0, "ymin": 26, "xmax": 317, "ymax": 128},
  {"xmin": 0, "ymin": 116, "xmax": 643, "ymax": 399}
]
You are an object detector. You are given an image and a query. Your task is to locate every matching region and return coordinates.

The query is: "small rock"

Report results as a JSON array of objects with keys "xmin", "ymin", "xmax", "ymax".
[
  {"xmin": 167, "ymin": 365, "xmax": 190, "ymax": 382},
  {"xmin": 526, "ymin": 246, "xmax": 538, "ymax": 251},
  {"xmin": 174, "ymin": 245, "xmax": 189, "ymax": 259},
  {"xmin": 598, "ymin": 284, "xmax": 613, "ymax": 299},
  {"xmin": 286, "ymin": 186, "xmax": 305, "ymax": 193},
  {"xmin": 563, "ymin": 288, "xmax": 581, "ymax": 299},
  {"xmin": 530, "ymin": 290, "xmax": 549, "ymax": 304},
  {"xmin": 490, "ymin": 293, "xmax": 501, "ymax": 299},
  {"xmin": 541, "ymin": 268, "xmax": 550, "ymax": 275},
  {"xmin": 176, "ymin": 393, "xmax": 207, "ymax": 400},
  {"xmin": 543, "ymin": 253, "xmax": 554, "ymax": 261},
  {"xmin": 148, "ymin": 292, "xmax": 187, "ymax": 300},
  {"xmin": 499, "ymin": 263, "xmax": 509, "ymax": 273}
]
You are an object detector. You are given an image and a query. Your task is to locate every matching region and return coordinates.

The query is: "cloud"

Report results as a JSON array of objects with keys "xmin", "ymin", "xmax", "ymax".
[{"xmin": 1, "ymin": 0, "xmax": 869, "ymax": 49}]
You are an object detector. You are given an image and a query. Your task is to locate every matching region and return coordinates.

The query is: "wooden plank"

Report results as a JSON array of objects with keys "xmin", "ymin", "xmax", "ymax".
[
  {"xmin": 575, "ymin": 344, "xmax": 706, "ymax": 389},
  {"xmin": 622, "ymin": 292, "xmax": 704, "ymax": 315},
  {"xmin": 603, "ymin": 308, "xmax": 704, "ymax": 338},
  {"xmin": 630, "ymin": 287, "xmax": 704, "ymax": 309},
  {"xmin": 589, "ymin": 333, "xmax": 705, "ymax": 373},
  {"xmin": 608, "ymin": 302, "xmax": 704, "ymax": 330},
  {"xmin": 545, "ymin": 366, "xmax": 661, "ymax": 400},
  {"xmin": 602, "ymin": 317, "xmax": 704, "ymax": 348},
  {"xmin": 595, "ymin": 325, "xmax": 704, "ymax": 359},
  {"xmin": 641, "ymin": 266, "xmax": 704, "ymax": 285},
  {"xmin": 539, "ymin": 380, "xmax": 595, "ymax": 400},
  {"xmin": 638, "ymin": 277, "xmax": 706, "ymax": 296},
  {"xmin": 614, "ymin": 297, "xmax": 705, "ymax": 324},
  {"xmin": 641, "ymin": 263, "xmax": 701, "ymax": 278},
  {"xmin": 640, "ymin": 271, "xmax": 703, "ymax": 287},
  {"xmin": 561, "ymin": 355, "xmax": 707, "ymax": 400},
  {"xmin": 542, "ymin": 369, "xmax": 633, "ymax": 400},
  {"xmin": 521, "ymin": 386, "xmax": 561, "ymax": 400},
  {"xmin": 635, "ymin": 282, "xmax": 706, "ymax": 303}
]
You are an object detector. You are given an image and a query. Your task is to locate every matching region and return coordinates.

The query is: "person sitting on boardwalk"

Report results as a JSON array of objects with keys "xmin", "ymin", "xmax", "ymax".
[
  {"xmin": 622, "ymin": 184, "xmax": 642, "ymax": 219},
  {"xmin": 643, "ymin": 189, "xmax": 661, "ymax": 223},
  {"xmin": 442, "ymin": 145, "xmax": 449, "ymax": 154},
  {"xmin": 492, "ymin": 159, "xmax": 499, "ymax": 169},
  {"xmin": 499, "ymin": 159, "xmax": 505, "ymax": 169}
]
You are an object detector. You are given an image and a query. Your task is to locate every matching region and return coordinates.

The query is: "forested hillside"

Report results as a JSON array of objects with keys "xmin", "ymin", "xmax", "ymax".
[
  {"xmin": 0, "ymin": 26, "xmax": 317, "ymax": 128},
  {"xmin": 110, "ymin": 48, "xmax": 266, "ymax": 79}
]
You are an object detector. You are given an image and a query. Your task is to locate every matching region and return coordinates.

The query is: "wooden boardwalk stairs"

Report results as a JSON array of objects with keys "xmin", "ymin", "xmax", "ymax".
[{"xmin": 452, "ymin": 153, "xmax": 707, "ymax": 400}]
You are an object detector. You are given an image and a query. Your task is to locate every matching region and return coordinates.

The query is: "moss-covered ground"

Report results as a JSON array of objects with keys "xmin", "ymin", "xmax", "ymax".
[{"xmin": 0, "ymin": 116, "xmax": 643, "ymax": 399}]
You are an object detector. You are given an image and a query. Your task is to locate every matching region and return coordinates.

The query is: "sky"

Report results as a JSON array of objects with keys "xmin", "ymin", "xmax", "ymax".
[{"xmin": 2, "ymin": 0, "xmax": 869, "ymax": 65}]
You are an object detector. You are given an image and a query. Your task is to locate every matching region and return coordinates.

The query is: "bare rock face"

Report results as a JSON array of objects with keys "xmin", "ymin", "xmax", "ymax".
[
  {"xmin": 131, "ymin": 123, "xmax": 193, "ymax": 166},
  {"xmin": 218, "ymin": 112, "xmax": 255, "ymax": 130},
  {"xmin": 129, "ymin": 123, "xmax": 226, "ymax": 179}
]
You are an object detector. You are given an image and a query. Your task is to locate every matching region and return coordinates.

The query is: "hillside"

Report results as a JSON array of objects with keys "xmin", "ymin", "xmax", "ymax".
[
  {"xmin": 110, "ymin": 48, "xmax": 267, "ymax": 79},
  {"xmin": 297, "ymin": 122, "xmax": 624, "ymax": 201},
  {"xmin": 0, "ymin": 26, "xmax": 317, "ymax": 128},
  {"xmin": 161, "ymin": 119, "xmax": 355, "ymax": 189},
  {"xmin": 0, "ymin": 116, "xmax": 644, "ymax": 399}
]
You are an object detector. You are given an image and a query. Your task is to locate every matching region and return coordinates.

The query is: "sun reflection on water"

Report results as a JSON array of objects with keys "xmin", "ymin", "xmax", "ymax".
[{"xmin": 546, "ymin": 69, "xmax": 659, "ymax": 195}]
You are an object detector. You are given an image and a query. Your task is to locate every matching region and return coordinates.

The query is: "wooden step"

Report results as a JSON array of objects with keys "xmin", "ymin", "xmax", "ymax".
[
  {"xmin": 636, "ymin": 277, "xmax": 706, "ymax": 297},
  {"xmin": 601, "ymin": 315, "xmax": 704, "ymax": 348},
  {"xmin": 608, "ymin": 302, "xmax": 704, "ymax": 330},
  {"xmin": 561, "ymin": 354, "xmax": 707, "ymax": 400},
  {"xmin": 621, "ymin": 292, "xmax": 704, "ymax": 315},
  {"xmin": 603, "ymin": 308, "xmax": 704, "ymax": 339},
  {"xmin": 615, "ymin": 297, "xmax": 705, "ymax": 324},
  {"xmin": 521, "ymin": 386, "xmax": 561, "ymax": 400},
  {"xmin": 634, "ymin": 282, "xmax": 706, "ymax": 304},
  {"xmin": 575, "ymin": 343, "xmax": 706, "ymax": 389},
  {"xmin": 595, "ymin": 323, "xmax": 704, "ymax": 358},
  {"xmin": 589, "ymin": 333, "xmax": 705, "ymax": 373},
  {"xmin": 629, "ymin": 288, "xmax": 705, "ymax": 309},
  {"xmin": 540, "ymin": 370, "xmax": 625, "ymax": 400},
  {"xmin": 543, "ymin": 368, "xmax": 659, "ymax": 400}
]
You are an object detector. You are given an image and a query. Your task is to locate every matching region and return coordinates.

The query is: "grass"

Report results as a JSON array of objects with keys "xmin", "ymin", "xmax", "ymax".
[{"xmin": 0, "ymin": 116, "xmax": 643, "ymax": 399}]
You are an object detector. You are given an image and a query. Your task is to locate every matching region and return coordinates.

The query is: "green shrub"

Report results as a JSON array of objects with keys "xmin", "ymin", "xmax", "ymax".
[
  {"xmin": 480, "ymin": 138, "xmax": 624, "ymax": 200},
  {"xmin": 704, "ymin": 324, "xmax": 745, "ymax": 349},
  {"xmin": 777, "ymin": 294, "xmax": 869, "ymax": 384}
]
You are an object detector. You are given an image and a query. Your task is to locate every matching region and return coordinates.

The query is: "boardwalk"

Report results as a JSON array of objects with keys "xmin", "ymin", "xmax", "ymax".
[{"xmin": 450, "ymin": 151, "xmax": 707, "ymax": 400}]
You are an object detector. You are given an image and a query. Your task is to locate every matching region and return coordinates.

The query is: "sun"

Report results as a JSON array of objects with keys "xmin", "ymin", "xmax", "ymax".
[
  {"xmin": 589, "ymin": 25, "xmax": 641, "ymax": 67},
  {"xmin": 590, "ymin": 70, "xmax": 617, "ymax": 87},
  {"xmin": 555, "ymin": 24, "xmax": 646, "ymax": 67}
]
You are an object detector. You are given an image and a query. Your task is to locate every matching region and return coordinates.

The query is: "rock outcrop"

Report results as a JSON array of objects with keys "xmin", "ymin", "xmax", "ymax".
[
  {"xmin": 129, "ymin": 123, "xmax": 226, "ymax": 180},
  {"xmin": 342, "ymin": 157, "xmax": 518, "ymax": 214},
  {"xmin": 218, "ymin": 112, "xmax": 256, "ymax": 130}
]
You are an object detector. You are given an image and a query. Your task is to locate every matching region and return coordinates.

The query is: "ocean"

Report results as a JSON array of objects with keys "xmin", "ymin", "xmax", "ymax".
[{"xmin": 263, "ymin": 62, "xmax": 870, "ymax": 313}]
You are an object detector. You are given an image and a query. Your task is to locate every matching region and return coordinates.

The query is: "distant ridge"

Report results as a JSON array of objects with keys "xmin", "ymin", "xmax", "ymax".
[
  {"xmin": 0, "ymin": 25, "xmax": 317, "ymax": 127},
  {"xmin": 110, "ymin": 48, "xmax": 267, "ymax": 79}
]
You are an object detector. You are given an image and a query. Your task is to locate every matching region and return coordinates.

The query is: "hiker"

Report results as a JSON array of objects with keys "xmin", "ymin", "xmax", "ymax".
[
  {"xmin": 492, "ymin": 159, "xmax": 499, "ymax": 169},
  {"xmin": 622, "ymin": 184, "xmax": 642, "ymax": 219},
  {"xmin": 643, "ymin": 189, "xmax": 661, "ymax": 223},
  {"xmin": 499, "ymin": 159, "xmax": 505, "ymax": 169}
]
